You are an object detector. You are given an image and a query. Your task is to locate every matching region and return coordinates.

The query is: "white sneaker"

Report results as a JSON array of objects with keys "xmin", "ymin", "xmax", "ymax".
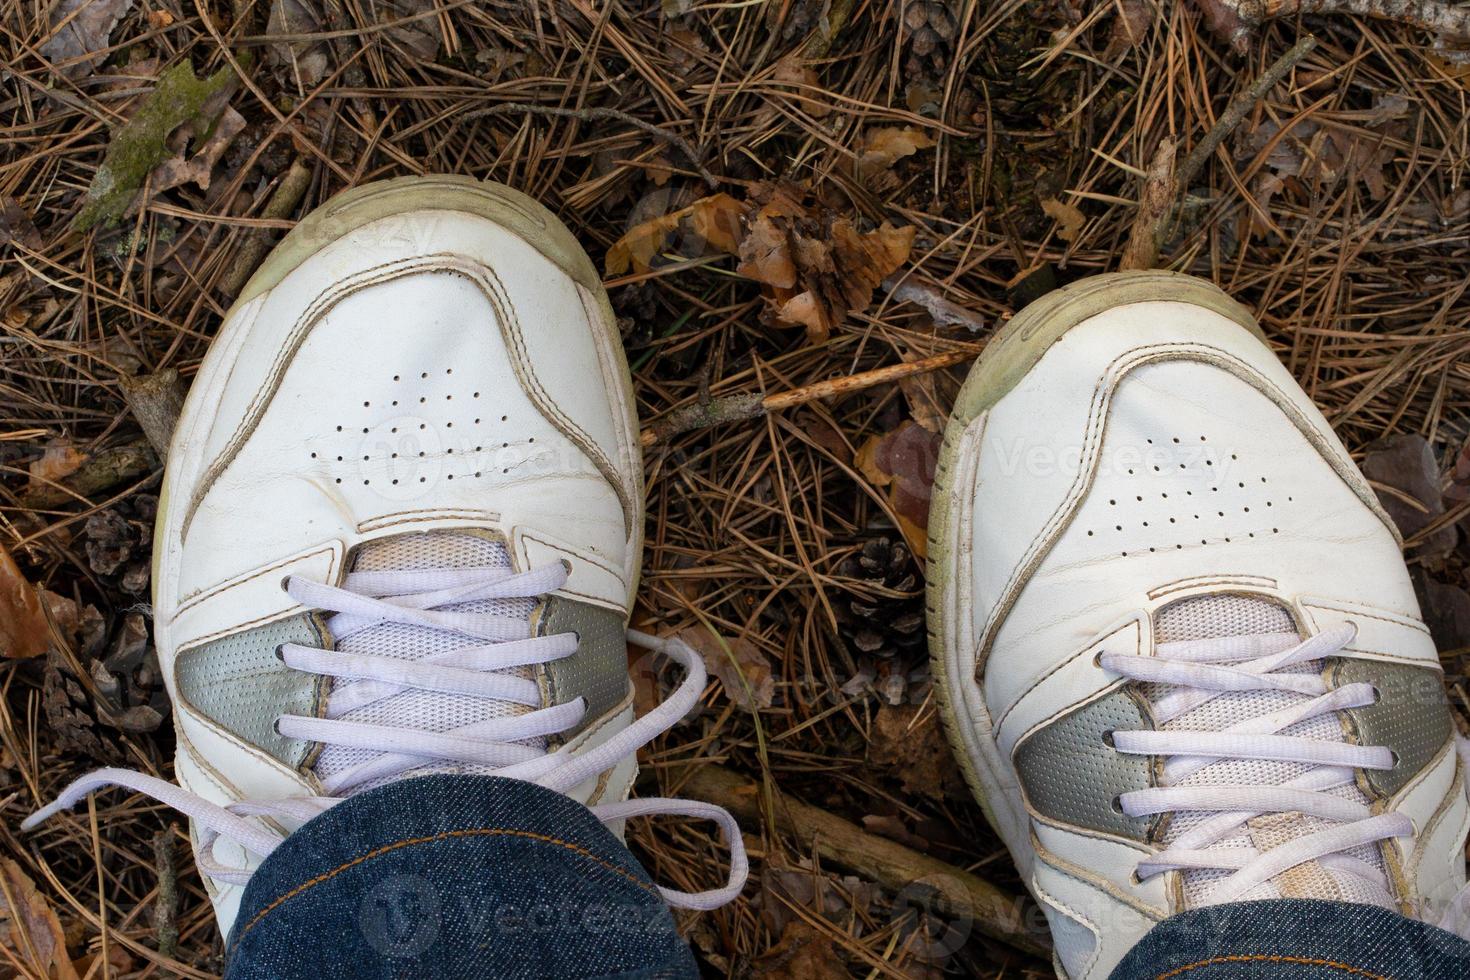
[
  {"xmin": 28, "ymin": 176, "xmax": 744, "ymax": 934},
  {"xmin": 927, "ymin": 272, "xmax": 1470, "ymax": 978}
]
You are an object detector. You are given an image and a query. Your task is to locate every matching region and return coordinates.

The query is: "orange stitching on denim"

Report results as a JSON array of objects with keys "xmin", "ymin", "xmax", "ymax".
[
  {"xmin": 232, "ymin": 827, "xmax": 655, "ymax": 948},
  {"xmin": 1156, "ymin": 954, "xmax": 1390, "ymax": 979}
]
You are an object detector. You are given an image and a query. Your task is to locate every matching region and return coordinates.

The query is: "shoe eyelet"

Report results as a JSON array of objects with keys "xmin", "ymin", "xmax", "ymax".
[
  {"xmin": 272, "ymin": 717, "xmax": 285, "ymax": 736},
  {"xmin": 273, "ymin": 643, "xmax": 288, "ymax": 662},
  {"xmin": 1110, "ymin": 794, "xmax": 1125, "ymax": 814},
  {"xmin": 1129, "ymin": 869, "xmax": 1144, "ymax": 886},
  {"xmin": 1369, "ymin": 686, "xmax": 1382, "ymax": 705},
  {"xmin": 1389, "ymin": 750, "xmax": 1401, "ymax": 770},
  {"xmin": 279, "ymin": 575, "xmax": 293, "ymax": 593},
  {"xmin": 1101, "ymin": 729, "xmax": 1116, "ymax": 748}
]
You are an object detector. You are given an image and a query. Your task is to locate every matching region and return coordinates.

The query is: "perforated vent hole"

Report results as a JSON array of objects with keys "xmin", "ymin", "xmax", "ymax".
[
  {"xmin": 1081, "ymin": 434, "xmax": 1295, "ymax": 554},
  {"xmin": 310, "ymin": 368, "xmax": 528, "ymax": 485}
]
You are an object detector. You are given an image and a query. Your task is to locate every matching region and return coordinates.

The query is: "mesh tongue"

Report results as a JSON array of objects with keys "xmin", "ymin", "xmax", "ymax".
[
  {"xmin": 1150, "ymin": 595, "xmax": 1394, "ymax": 910},
  {"xmin": 313, "ymin": 531, "xmax": 542, "ymax": 792}
]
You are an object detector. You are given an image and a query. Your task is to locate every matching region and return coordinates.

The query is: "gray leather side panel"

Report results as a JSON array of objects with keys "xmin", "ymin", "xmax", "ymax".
[
  {"xmin": 1013, "ymin": 689, "xmax": 1153, "ymax": 841},
  {"xmin": 1333, "ymin": 658, "xmax": 1453, "ymax": 798},
  {"xmin": 174, "ymin": 615, "xmax": 323, "ymax": 768},
  {"xmin": 537, "ymin": 598, "xmax": 631, "ymax": 743}
]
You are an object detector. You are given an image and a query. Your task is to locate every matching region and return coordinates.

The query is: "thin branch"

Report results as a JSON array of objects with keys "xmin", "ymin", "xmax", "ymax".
[
  {"xmin": 681, "ymin": 763, "xmax": 1049, "ymax": 958},
  {"xmin": 1122, "ymin": 35, "xmax": 1317, "ymax": 269},
  {"xmin": 639, "ymin": 346, "xmax": 980, "ymax": 447}
]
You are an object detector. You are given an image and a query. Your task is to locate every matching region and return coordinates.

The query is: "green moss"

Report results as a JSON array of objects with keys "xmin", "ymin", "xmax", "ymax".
[{"xmin": 74, "ymin": 61, "xmax": 236, "ymax": 231}]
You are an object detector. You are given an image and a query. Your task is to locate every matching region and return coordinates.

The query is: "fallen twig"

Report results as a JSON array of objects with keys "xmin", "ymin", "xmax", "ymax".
[
  {"xmin": 681, "ymin": 763, "xmax": 1049, "ymax": 957},
  {"xmin": 119, "ymin": 369, "xmax": 185, "ymax": 462},
  {"xmin": 20, "ymin": 438, "xmax": 156, "ymax": 509},
  {"xmin": 1121, "ymin": 35, "xmax": 1317, "ymax": 270},
  {"xmin": 639, "ymin": 346, "xmax": 980, "ymax": 447},
  {"xmin": 153, "ymin": 826, "xmax": 179, "ymax": 959},
  {"xmin": 463, "ymin": 103, "xmax": 718, "ymax": 190},
  {"xmin": 218, "ymin": 157, "xmax": 314, "ymax": 300},
  {"xmin": 1120, "ymin": 137, "xmax": 1177, "ymax": 272},
  {"xmin": 1200, "ymin": 0, "xmax": 1469, "ymax": 51},
  {"xmin": 1177, "ymin": 35, "xmax": 1318, "ymax": 192}
]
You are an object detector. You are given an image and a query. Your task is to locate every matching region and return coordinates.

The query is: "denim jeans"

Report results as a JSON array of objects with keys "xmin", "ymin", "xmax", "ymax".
[
  {"xmin": 223, "ymin": 774, "xmax": 696, "ymax": 979},
  {"xmin": 222, "ymin": 773, "xmax": 1470, "ymax": 979},
  {"xmin": 1110, "ymin": 898, "xmax": 1470, "ymax": 979}
]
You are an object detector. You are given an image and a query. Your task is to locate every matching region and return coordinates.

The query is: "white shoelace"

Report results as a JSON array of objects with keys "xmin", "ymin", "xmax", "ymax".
[
  {"xmin": 1102, "ymin": 625, "xmax": 1424, "ymax": 907},
  {"xmin": 25, "ymin": 563, "xmax": 748, "ymax": 911}
]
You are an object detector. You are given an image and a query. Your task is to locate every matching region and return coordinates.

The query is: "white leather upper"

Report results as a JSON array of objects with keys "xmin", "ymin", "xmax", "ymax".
[
  {"xmin": 153, "ymin": 208, "xmax": 642, "ymax": 933},
  {"xmin": 934, "ymin": 300, "xmax": 1466, "ymax": 978}
]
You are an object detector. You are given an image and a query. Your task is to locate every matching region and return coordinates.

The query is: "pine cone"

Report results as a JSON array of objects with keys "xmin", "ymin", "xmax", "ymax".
[
  {"xmin": 82, "ymin": 494, "xmax": 156, "ymax": 594},
  {"xmin": 903, "ymin": 0, "xmax": 957, "ymax": 67},
  {"xmin": 42, "ymin": 611, "xmax": 168, "ymax": 764},
  {"xmin": 834, "ymin": 537, "xmax": 925, "ymax": 660}
]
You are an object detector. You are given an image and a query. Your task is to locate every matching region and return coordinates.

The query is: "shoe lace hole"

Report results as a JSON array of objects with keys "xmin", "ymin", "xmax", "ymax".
[
  {"xmin": 1110, "ymin": 794, "xmax": 1125, "ymax": 814},
  {"xmin": 1101, "ymin": 729, "xmax": 1116, "ymax": 748}
]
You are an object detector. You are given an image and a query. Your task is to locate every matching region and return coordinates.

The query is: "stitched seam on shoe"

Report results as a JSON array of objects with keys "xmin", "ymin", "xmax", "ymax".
[
  {"xmin": 1155, "ymin": 954, "xmax": 1389, "ymax": 979},
  {"xmin": 232, "ymin": 827, "xmax": 656, "ymax": 948}
]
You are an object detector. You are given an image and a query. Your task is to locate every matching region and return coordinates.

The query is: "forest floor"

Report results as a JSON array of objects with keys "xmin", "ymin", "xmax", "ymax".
[{"xmin": 2, "ymin": 0, "xmax": 1469, "ymax": 976}]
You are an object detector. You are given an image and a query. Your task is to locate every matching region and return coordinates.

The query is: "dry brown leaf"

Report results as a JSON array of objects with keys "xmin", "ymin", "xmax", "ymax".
[
  {"xmin": 736, "ymin": 213, "xmax": 799, "ymax": 289},
  {"xmin": 772, "ymin": 53, "xmax": 830, "ymax": 118},
  {"xmin": 833, "ymin": 220, "xmax": 915, "ymax": 300},
  {"xmin": 606, "ymin": 210, "xmax": 686, "ymax": 276},
  {"xmin": 854, "ymin": 434, "xmax": 890, "ymax": 489},
  {"xmin": 1104, "ymin": 0, "xmax": 1154, "ymax": 59},
  {"xmin": 40, "ymin": 0, "xmax": 134, "ymax": 78},
  {"xmin": 607, "ymin": 193, "xmax": 747, "ymax": 276},
  {"xmin": 0, "ymin": 197, "xmax": 42, "ymax": 250},
  {"xmin": 0, "ymin": 548, "xmax": 49, "ymax": 660},
  {"xmin": 728, "ymin": 183, "xmax": 918, "ymax": 343},
  {"xmin": 644, "ymin": 154, "xmax": 675, "ymax": 186},
  {"xmin": 147, "ymin": 106, "xmax": 246, "ymax": 199},
  {"xmin": 775, "ymin": 291, "xmax": 828, "ymax": 343},
  {"xmin": 857, "ymin": 126, "xmax": 936, "ymax": 175},
  {"xmin": 1415, "ymin": 572, "xmax": 1470, "ymax": 655},
  {"xmin": 896, "ymin": 349, "xmax": 947, "ymax": 434},
  {"xmin": 754, "ymin": 921, "xmax": 845, "ymax": 979},
  {"xmin": 1361, "ymin": 434, "xmax": 1456, "ymax": 560},
  {"xmin": 1041, "ymin": 197, "xmax": 1085, "ymax": 242},
  {"xmin": 856, "ymin": 422, "xmax": 941, "ymax": 559},
  {"xmin": 780, "ymin": 218, "xmax": 914, "ymax": 344},
  {"xmin": 0, "ymin": 859, "xmax": 80, "ymax": 980},
  {"xmin": 27, "ymin": 441, "xmax": 85, "ymax": 492},
  {"xmin": 380, "ymin": 0, "xmax": 445, "ymax": 60},
  {"xmin": 677, "ymin": 626, "xmax": 774, "ymax": 712},
  {"xmin": 869, "ymin": 703, "xmax": 962, "ymax": 801},
  {"xmin": 688, "ymin": 193, "xmax": 745, "ymax": 256},
  {"xmin": 267, "ymin": 0, "xmax": 329, "ymax": 90}
]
